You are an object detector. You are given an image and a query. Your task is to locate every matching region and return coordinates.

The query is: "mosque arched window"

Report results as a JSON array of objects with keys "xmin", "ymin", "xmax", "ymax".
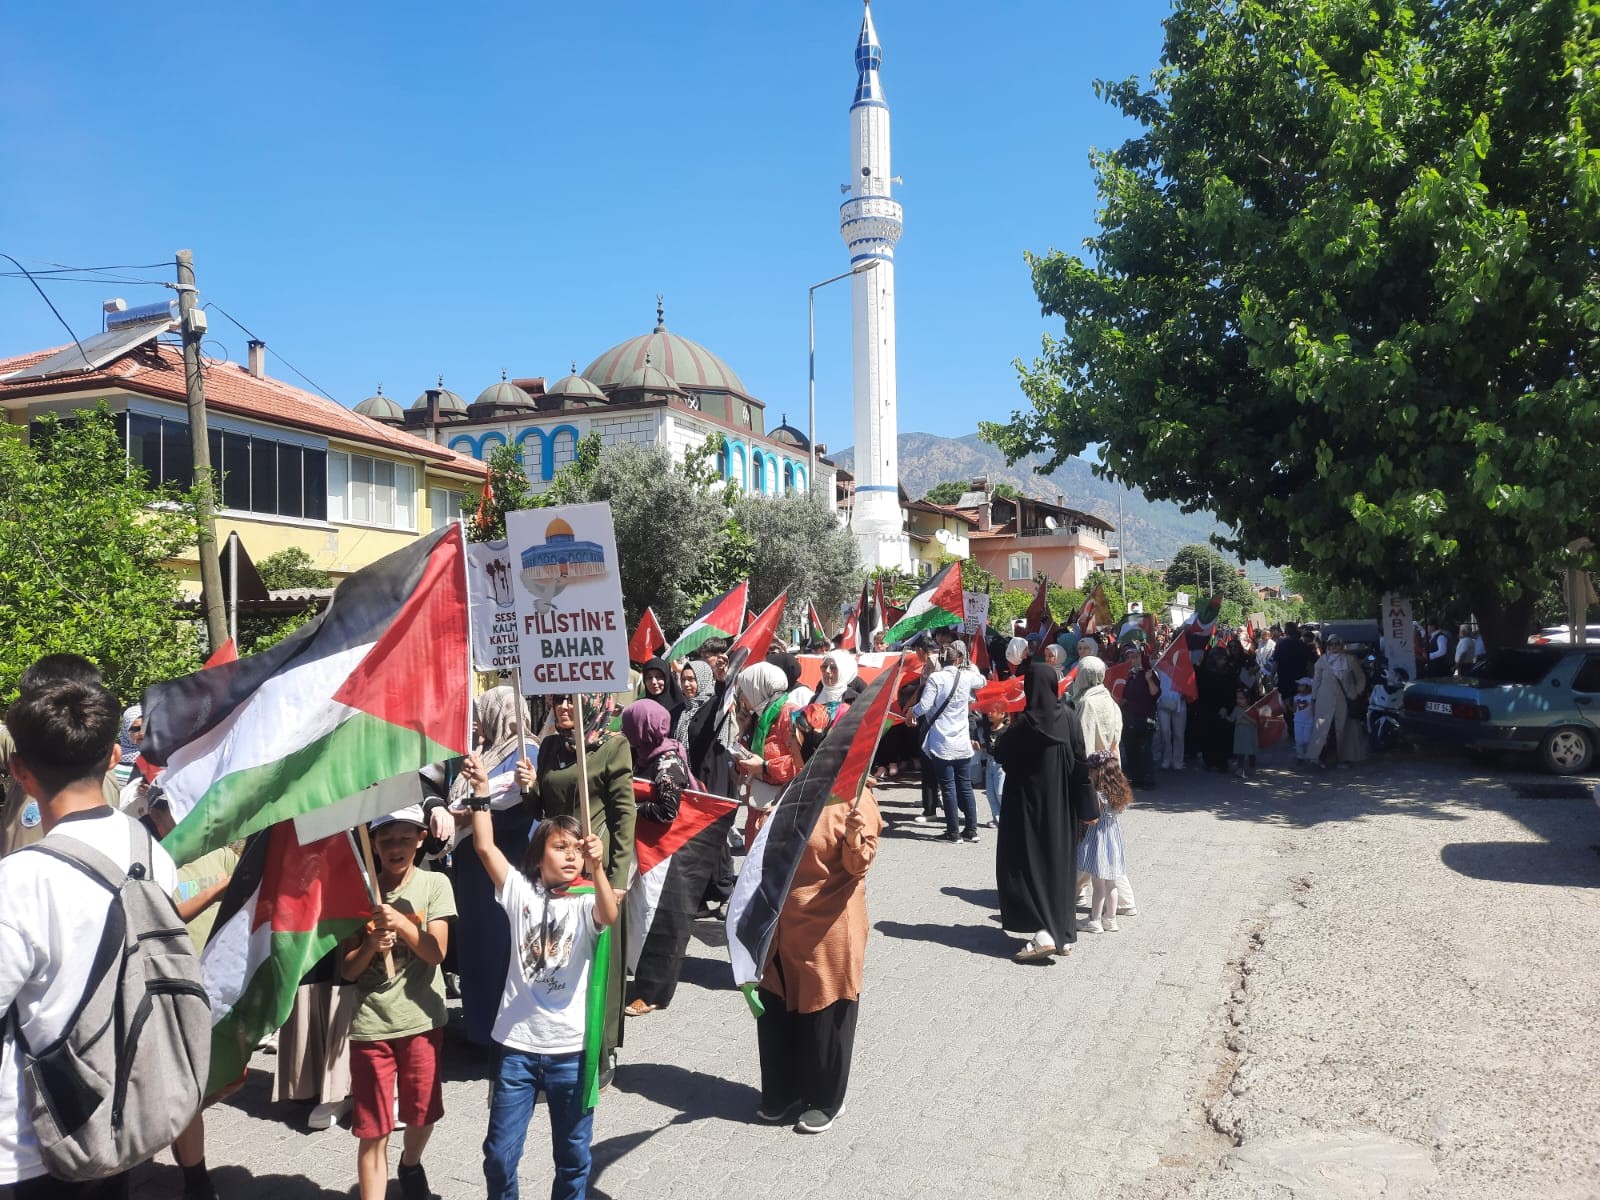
[
  {"xmin": 716, "ymin": 437, "xmax": 729, "ymax": 479},
  {"xmin": 752, "ymin": 453, "xmax": 765, "ymax": 494},
  {"xmin": 782, "ymin": 462, "xmax": 795, "ymax": 494}
]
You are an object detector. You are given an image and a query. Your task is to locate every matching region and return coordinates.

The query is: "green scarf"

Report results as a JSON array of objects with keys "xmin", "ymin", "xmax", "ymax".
[{"xmin": 752, "ymin": 694, "xmax": 788, "ymax": 755}]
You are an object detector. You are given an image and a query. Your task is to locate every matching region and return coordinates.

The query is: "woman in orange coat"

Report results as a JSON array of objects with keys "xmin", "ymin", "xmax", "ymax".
[{"xmin": 754, "ymin": 702, "xmax": 883, "ymax": 1136}]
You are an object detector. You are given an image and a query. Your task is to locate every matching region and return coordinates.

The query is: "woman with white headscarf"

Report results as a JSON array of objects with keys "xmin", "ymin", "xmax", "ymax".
[
  {"xmin": 1072, "ymin": 657, "xmax": 1123, "ymax": 756},
  {"xmin": 732, "ymin": 662, "xmax": 803, "ymax": 843},
  {"xmin": 1307, "ymin": 633, "xmax": 1367, "ymax": 766},
  {"xmin": 815, "ymin": 649, "xmax": 863, "ymax": 717}
]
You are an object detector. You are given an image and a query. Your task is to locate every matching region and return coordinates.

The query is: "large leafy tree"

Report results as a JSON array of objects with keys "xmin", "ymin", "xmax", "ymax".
[
  {"xmin": 0, "ymin": 408, "xmax": 204, "ymax": 704},
  {"xmin": 1163, "ymin": 544, "xmax": 1255, "ymax": 609},
  {"xmin": 984, "ymin": 0, "xmax": 1600, "ymax": 648}
]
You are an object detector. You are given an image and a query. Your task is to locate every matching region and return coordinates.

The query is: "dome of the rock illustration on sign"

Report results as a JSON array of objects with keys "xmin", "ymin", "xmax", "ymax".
[{"xmin": 519, "ymin": 516, "xmax": 608, "ymax": 591}]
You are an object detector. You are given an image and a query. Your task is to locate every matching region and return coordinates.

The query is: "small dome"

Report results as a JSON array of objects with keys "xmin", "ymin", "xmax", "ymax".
[
  {"xmin": 474, "ymin": 378, "xmax": 533, "ymax": 411},
  {"xmin": 546, "ymin": 364, "xmax": 607, "ymax": 403},
  {"xmin": 617, "ymin": 360, "xmax": 684, "ymax": 395},
  {"xmin": 354, "ymin": 387, "xmax": 404, "ymax": 425},
  {"xmin": 411, "ymin": 376, "xmax": 468, "ymax": 417},
  {"xmin": 770, "ymin": 414, "xmax": 809, "ymax": 450}
]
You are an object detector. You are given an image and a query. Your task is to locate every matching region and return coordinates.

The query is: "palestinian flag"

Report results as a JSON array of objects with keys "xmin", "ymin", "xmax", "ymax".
[
  {"xmin": 624, "ymin": 782, "xmax": 738, "ymax": 975},
  {"xmin": 883, "ymin": 561, "xmax": 963, "ymax": 645},
  {"xmin": 666, "ymin": 582, "xmax": 747, "ymax": 661},
  {"xmin": 1074, "ymin": 591, "xmax": 1098, "ymax": 636},
  {"xmin": 1247, "ymin": 689, "xmax": 1287, "ymax": 749},
  {"xmin": 841, "ymin": 578, "xmax": 879, "ymax": 651},
  {"xmin": 732, "ymin": 591, "xmax": 787, "ymax": 664},
  {"xmin": 201, "ymin": 823, "xmax": 370, "ymax": 1094},
  {"xmin": 1191, "ymin": 595, "xmax": 1223, "ymax": 638},
  {"xmin": 629, "ymin": 607, "xmax": 666, "ymax": 665},
  {"xmin": 144, "ymin": 525, "xmax": 472, "ymax": 866},
  {"xmin": 726, "ymin": 660, "xmax": 901, "ymax": 993},
  {"xmin": 805, "ymin": 601, "xmax": 828, "ymax": 643}
]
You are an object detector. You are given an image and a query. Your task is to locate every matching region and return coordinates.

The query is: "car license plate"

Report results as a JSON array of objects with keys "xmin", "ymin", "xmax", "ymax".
[{"xmin": 1425, "ymin": 700, "xmax": 1452, "ymax": 715}]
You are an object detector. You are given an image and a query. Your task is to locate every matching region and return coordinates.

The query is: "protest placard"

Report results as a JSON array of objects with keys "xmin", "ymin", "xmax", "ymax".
[
  {"xmin": 465, "ymin": 539, "xmax": 521, "ymax": 671},
  {"xmin": 506, "ymin": 503, "xmax": 631, "ymax": 693},
  {"xmin": 962, "ymin": 590, "xmax": 990, "ymax": 636}
]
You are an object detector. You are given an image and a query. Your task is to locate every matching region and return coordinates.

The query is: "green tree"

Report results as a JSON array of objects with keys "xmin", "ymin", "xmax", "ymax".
[
  {"xmin": 984, "ymin": 0, "xmax": 1600, "ymax": 649},
  {"xmin": 255, "ymin": 547, "xmax": 331, "ymax": 590},
  {"xmin": 0, "ymin": 408, "xmax": 204, "ymax": 704},
  {"xmin": 921, "ymin": 480, "xmax": 1020, "ymax": 505},
  {"xmin": 468, "ymin": 443, "xmax": 535, "ymax": 543},
  {"xmin": 1163, "ymin": 545, "xmax": 1253, "ymax": 609},
  {"xmin": 733, "ymin": 493, "xmax": 861, "ymax": 633}
]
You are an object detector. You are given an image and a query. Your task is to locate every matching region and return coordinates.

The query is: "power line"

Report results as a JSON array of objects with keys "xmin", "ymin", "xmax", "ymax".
[
  {"xmin": 203, "ymin": 301, "xmax": 341, "ymax": 403},
  {"xmin": 0, "ymin": 252, "xmax": 90, "ymax": 369}
]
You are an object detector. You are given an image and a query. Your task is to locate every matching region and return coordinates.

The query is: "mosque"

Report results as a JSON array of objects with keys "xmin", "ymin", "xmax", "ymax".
[
  {"xmin": 363, "ymin": 295, "xmax": 833, "ymax": 506},
  {"xmin": 370, "ymin": 2, "xmax": 908, "ymax": 570}
]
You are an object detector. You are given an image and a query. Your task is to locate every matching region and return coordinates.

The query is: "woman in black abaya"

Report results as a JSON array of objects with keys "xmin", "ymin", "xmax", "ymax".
[{"xmin": 993, "ymin": 660, "xmax": 1098, "ymax": 962}]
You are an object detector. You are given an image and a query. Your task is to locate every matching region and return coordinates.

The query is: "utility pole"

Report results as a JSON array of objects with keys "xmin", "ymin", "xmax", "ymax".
[{"xmin": 177, "ymin": 250, "xmax": 228, "ymax": 654}]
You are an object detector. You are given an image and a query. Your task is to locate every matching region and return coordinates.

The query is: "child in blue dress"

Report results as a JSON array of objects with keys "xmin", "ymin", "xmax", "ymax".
[{"xmin": 1077, "ymin": 750, "xmax": 1132, "ymax": 934}]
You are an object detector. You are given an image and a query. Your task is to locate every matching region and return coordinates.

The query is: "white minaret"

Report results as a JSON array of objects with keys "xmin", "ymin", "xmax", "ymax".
[{"xmin": 842, "ymin": 1, "xmax": 911, "ymax": 572}]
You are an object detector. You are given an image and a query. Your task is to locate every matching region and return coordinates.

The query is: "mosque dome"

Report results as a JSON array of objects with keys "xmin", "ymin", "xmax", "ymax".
[
  {"xmin": 411, "ymin": 377, "xmax": 468, "ymax": 419},
  {"xmin": 544, "ymin": 363, "xmax": 608, "ymax": 405},
  {"xmin": 473, "ymin": 373, "xmax": 535, "ymax": 412},
  {"xmin": 769, "ymin": 415, "xmax": 810, "ymax": 450},
  {"xmin": 582, "ymin": 298, "xmax": 748, "ymax": 396},
  {"xmin": 617, "ymin": 359, "xmax": 685, "ymax": 396},
  {"xmin": 354, "ymin": 387, "xmax": 405, "ymax": 425}
]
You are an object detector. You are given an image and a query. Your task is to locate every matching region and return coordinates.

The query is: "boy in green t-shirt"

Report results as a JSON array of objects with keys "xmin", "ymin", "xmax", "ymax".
[{"xmin": 339, "ymin": 805, "xmax": 456, "ymax": 1200}]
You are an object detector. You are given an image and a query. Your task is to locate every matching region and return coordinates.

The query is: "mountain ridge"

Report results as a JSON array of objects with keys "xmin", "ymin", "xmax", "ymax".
[{"xmin": 834, "ymin": 431, "xmax": 1277, "ymax": 580}]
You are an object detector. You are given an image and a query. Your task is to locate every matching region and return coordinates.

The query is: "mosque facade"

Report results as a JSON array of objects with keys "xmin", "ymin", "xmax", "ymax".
[{"xmin": 366, "ymin": 299, "xmax": 835, "ymax": 505}]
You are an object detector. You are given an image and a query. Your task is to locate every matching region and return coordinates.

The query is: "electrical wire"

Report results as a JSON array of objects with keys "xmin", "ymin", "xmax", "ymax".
[
  {"xmin": 0, "ymin": 252, "xmax": 91, "ymax": 369},
  {"xmin": 203, "ymin": 301, "xmax": 341, "ymax": 403}
]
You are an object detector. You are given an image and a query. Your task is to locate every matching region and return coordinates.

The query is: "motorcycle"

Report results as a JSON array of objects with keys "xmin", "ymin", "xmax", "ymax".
[{"xmin": 1366, "ymin": 665, "xmax": 1408, "ymax": 752}]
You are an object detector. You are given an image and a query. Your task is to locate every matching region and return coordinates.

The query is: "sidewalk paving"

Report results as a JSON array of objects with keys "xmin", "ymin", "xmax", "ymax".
[{"xmin": 133, "ymin": 744, "xmax": 1600, "ymax": 1199}]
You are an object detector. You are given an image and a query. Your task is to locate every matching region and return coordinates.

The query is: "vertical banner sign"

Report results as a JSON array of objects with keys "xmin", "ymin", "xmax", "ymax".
[
  {"xmin": 962, "ymin": 590, "xmax": 990, "ymax": 636},
  {"xmin": 465, "ymin": 539, "xmax": 521, "ymax": 671},
  {"xmin": 1381, "ymin": 593, "xmax": 1417, "ymax": 681},
  {"xmin": 506, "ymin": 503, "xmax": 631, "ymax": 693}
]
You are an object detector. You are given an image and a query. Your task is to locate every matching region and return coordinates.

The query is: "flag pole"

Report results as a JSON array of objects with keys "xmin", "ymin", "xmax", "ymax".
[
  {"xmin": 351, "ymin": 825, "xmax": 395, "ymax": 979},
  {"xmin": 511, "ymin": 667, "xmax": 529, "ymax": 757},
  {"xmin": 574, "ymin": 695, "xmax": 593, "ymax": 841}
]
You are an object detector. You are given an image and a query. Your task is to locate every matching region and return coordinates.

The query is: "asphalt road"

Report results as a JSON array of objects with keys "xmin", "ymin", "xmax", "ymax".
[{"xmin": 132, "ymin": 740, "xmax": 1600, "ymax": 1199}]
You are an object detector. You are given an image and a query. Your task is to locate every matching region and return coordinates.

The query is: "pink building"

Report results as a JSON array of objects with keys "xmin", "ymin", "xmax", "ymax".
[{"xmin": 955, "ymin": 482, "xmax": 1115, "ymax": 592}]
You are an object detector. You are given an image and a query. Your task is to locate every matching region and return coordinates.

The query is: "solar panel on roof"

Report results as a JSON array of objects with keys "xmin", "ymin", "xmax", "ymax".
[{"xmin": 2, "ymin": 317, "xmax": 173, "ymax": 383}]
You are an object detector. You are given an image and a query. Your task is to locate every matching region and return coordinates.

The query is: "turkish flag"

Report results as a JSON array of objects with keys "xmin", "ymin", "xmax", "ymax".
[{"xmin": 629, "ymin": 608, "xmax": 666, "ymax": 664}]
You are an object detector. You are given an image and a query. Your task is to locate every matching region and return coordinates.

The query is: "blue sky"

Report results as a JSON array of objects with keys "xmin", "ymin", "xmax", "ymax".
[{"xmin": 1, "ymin": 1, "xmax": 1172, "ymax": 453}]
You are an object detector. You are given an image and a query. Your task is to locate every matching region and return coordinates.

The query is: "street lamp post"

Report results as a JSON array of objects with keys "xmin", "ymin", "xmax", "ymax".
[{"xmin": 809, "ymin": 259, "xmax": 881, "ymax": 497}]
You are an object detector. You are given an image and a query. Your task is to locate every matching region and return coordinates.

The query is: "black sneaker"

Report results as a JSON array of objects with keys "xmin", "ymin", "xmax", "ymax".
[
  {"xmin": 795, "ymin": 1104, "xmax": 844, "ymax": 1134},
  {"xmin": 936, "ymin": 832, "xmax": 960, "ymax": 843},
  {"xmin": 961, "ymin": 833, "xmax": 979, "ymax": 843},
  {"xmin": 398, "ymin": 1162, "xmax": 434, "ymax": 1200}
]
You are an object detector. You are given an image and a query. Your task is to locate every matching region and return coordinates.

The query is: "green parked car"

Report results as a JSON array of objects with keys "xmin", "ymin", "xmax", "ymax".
[{"xmin": 1399, "ymin": 646, "xmax": 1600, "ymax": 774}]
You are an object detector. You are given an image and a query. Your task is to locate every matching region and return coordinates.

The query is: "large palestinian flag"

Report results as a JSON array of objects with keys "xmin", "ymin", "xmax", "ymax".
[
  {"xmin": 201, "ymin": 823, "xmax": 370, "ymax": 1094},
  {"xmin": 805, "ymin": 601, "xmax": 827, "ymax": 644},
  {"xmin": 726, "ymin": 660, "xmax": 901, "ymax": 993},
  {"xmin": 882, "ymin": 561, "xmax": 963, "ymax": 645},
  {"xmin": 144, "ymin": 525, "xmax": 472, "ymax": 865},
  {"xmin": 730, "ymin": 591, "xmax": 787, "ymax": 664},
  {"xmin": 625, "ymin": 783, "xmax": 738, "ymax": 974},
  {"xmin": 666, "ymin": 582, "xmax": 747, "ymax": 661}
]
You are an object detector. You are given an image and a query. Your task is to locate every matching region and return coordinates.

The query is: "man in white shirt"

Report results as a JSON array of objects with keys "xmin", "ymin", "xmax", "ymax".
[
  {"xmin": 910, "ymin": 640, "xmax": 985, "ymax": 844},
  {"xmin": 0, "ymin": 674, "xmax": 178, "ymax": 1199}
]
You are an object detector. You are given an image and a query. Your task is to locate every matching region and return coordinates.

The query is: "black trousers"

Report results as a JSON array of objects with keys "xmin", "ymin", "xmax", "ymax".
[
  {"xmin": 7, "ymin": 1174, "xmax": 128, "ymax": 1200},
  {"xmin": 755, "ymin": 992, "xmax": 858, "ymax": 1117},
  {"xmin": 920, "ymin": 752, "xmax": 940, "ymax": 816}
]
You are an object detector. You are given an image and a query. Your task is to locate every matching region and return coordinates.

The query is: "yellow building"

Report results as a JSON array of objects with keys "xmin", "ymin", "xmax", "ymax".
[{"xmin": 0, "ymin": 331, "xmax": 487, "ymax": 586}]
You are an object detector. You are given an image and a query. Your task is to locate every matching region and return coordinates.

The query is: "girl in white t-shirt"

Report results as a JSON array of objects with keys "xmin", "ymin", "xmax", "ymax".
[{"xmin": 463, "ymin": 754, "xmax": 618, "ymax": 1200}]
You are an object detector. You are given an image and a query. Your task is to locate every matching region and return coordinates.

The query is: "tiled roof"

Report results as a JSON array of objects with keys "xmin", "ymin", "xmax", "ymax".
[{"xmin": 0, "ymin": 341, "xmax": 486, "ymax": 479}]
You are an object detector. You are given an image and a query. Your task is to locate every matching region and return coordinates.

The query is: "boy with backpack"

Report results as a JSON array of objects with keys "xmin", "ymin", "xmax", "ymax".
[{"xmin": 0, "ymin": 672, "xmax": 209, "ymax": 1199}]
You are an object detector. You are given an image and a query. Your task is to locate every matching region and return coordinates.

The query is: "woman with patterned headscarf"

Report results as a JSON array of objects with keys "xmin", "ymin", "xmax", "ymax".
[
  {"xmin": 674, "ymin": 659, "xmax": 715, "ymax": 742},
  {"xmin": 449, "ymin": 686, "xmax": 538, "ymax": 1046}
]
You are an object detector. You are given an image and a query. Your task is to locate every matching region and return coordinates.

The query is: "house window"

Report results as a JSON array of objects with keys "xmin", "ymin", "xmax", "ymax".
[
  {"xmin": 430, "ymin": 488, "xmax": 468, "ymax": 531},
  {"xmin": 327, "ymin": 451, "xmax": 416, "ymax": 530},
  {"xmin": 1008, "ymin": 552, "xmax": 1033, "ymax": 580},
  {"xmin": 128, "ymin": 415, "xmax": 326, "ymax": 519}
]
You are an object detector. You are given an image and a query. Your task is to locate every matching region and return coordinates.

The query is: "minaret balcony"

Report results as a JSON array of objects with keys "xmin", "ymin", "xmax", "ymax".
[{"xmin": 840, "ymin": 196, "xmax": 903, "ymax": 249}]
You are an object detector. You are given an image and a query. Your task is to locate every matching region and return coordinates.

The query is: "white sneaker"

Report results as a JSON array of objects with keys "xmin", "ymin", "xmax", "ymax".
[
  {"xmin": 1116, "ymin": 906, "xmax": 1138, "ymax": 917},
  {"xmin": 910, "ymin": 814, "xmax": 931, "ymax": 825},
  {"xmin": 1077, "ymin": 918, "xmax": 1103, "ymax": 934},
  {"xmin": 308, "ymin": 1097, "xmax": 352, "ymax": 1130},
  {"xmin": 1104, "ymin": 917, "xmax": 1120, "ymax": 932}
]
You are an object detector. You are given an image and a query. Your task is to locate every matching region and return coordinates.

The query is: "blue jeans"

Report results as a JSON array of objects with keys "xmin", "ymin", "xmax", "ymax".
[
  {"xmin": 482, "ymin": 1049, "xmax": 592, "ymax": 1200},
  {"xmin": 934, "ymin": 755, "xmax": 977, "ymax": 837},
  {"xmin": 969, "ymin": 753, "xmax": 1004, "ymax": 823}
]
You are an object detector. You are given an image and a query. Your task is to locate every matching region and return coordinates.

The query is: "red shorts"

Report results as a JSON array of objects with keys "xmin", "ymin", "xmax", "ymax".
[{"xmin": 349, "ymin": 1028, "xmax": 444, "ymax": 1139}]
